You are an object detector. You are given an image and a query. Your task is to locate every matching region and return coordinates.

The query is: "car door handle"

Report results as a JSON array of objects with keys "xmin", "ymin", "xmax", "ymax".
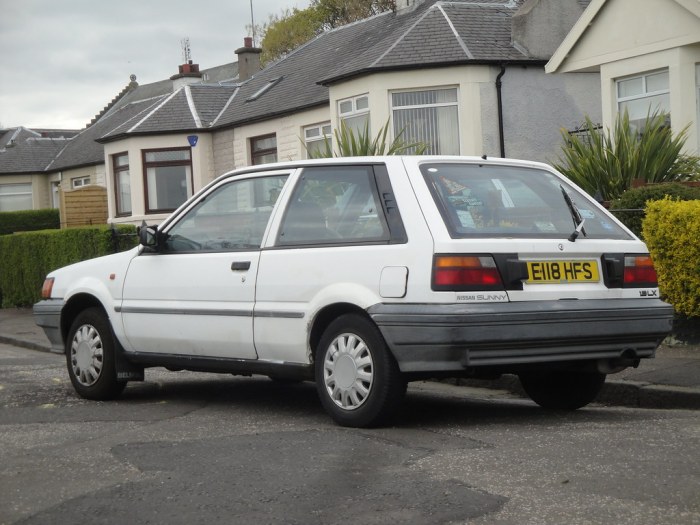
[{"xmin": 231, "ymin": 261, "xmax": 251, "ymax": 271}]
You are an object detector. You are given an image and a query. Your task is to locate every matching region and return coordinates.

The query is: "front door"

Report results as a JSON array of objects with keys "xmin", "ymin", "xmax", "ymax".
[{"xmin": 120, "ymin": 173, "xmax": 289, "ymax": 359}]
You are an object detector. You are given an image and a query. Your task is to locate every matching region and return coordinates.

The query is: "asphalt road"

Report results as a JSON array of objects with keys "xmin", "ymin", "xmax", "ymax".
[{"xmin": 1, "ymin": 343, "xmax": 699, "ymax": 525}]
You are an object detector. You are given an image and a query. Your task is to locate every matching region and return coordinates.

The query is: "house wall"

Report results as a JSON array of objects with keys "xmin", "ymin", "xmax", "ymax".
[
  {"xmin": 212, "ymin": 128, "xmax": 236, "ymax": 178},
  {"xmin": 496, "ymin": 66, "xmax": 602, "ymax": 163},
  {"xmin": 328, "ymin": 66, "xmax": 491, "ymax": 156},
  {"xmin": 104, "ymin": 133, "xmax": 215, "ymax": 225},
  {"xmin": 599, "ymin": 45, "xmax": 700, "ymax": 154},
  {"xmin": 232, "ymin": 106, "xmax": 331, "ymax": 167},
  {"xmin": 550, "ymin": 0, "xmax": 700, "ymax": 154}
]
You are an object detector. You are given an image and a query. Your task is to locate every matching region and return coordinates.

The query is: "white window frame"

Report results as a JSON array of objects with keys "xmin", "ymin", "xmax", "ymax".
[
  {"xmin": 0, "ymin": 183, "xmax": 33, "ymax": 211},
  {"xmin": 338, "ymin": 94, "xmax": 369, "ymax": 134},
  {"xmin": 616, "ymin": 69, "xmax": 670, "ymax": 126},
  {"xmin": 71, "ymin": 176, "xmax": 91, "ymax": 189},
  {"xmin": 303, "ymin": 122, "xmax": 332, "ymax": 158},
  {"xmin": 390, "ymin": 87, "xmax": 460, "ymax": 155}
]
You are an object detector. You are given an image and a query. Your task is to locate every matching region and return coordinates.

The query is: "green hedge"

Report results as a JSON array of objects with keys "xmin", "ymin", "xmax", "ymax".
[
  {"xmin": 643, "ymin": 199, "xmax": 700, "ymax": 317},
  {"xmin": 0, "ymin": 225, "xmax": 138, "ymax": 307},
  {"xmin": 0, "ymin": 208, "xmax": 60, "ymax": 235},
  {"xmin": 610, "ymin": 183, "xmax": 700, "ymax": 238}
]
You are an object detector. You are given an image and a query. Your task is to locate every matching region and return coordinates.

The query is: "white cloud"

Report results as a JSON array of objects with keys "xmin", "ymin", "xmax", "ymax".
[{"xmin": 0, "ymin": 0, "xmax": 306, "ymax": 129}]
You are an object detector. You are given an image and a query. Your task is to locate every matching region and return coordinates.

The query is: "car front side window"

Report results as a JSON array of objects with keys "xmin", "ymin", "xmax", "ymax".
[{"xmin": 163, "ymin": 174, "xmax": 288, "ymax": 252}]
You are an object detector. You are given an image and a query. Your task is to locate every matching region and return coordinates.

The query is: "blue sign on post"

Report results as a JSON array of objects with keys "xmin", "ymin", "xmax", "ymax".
[{"xmin": 187, "ymin": 135, "xmax": 199, "ymax": 147}]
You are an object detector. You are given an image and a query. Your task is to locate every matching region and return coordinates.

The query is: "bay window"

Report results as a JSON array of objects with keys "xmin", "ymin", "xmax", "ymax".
[
  {"xmin": 391, "ymin": 88, "xmax": 459, "ymax": 154},
  {"xmin": 0, "ymin": 183, "xmax": 32, "ymax": 212},
  {"xmin": 142, "ymin": 148, "xmax": 192, "ymax": 214},
  {"xmin": 112, "ymin": 152, "xmax": 131, "ymax": 216}
]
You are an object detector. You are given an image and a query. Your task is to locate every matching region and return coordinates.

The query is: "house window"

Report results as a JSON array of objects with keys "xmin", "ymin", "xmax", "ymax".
[
  {"xmin": 112, "ymin": 152, "xmax": 131, "ymax": 216},
  {"xmin": 616, "ymin": 70, "xmax": 670, "ymax": 129},
  {"xmin": 142, "ymin": 147, "xmax": 192, "ymax": 214},
  {"xmin": 0, "ymin": 183, "xmax": 32, "ymax": 212},
  {"xmin": 696, "ymin": 64, "xmax": 700, "ymax": 152},
  {"xmin": 251, "ymin": 134, "xmax": 277, "ymax": 165},
  {"xmin": 304, "ymin": 123, "xmax": 332, "ymax": 158},
  {"xmin": 391, "ymin": 88, "xmax": 459, "ymax": 155},
  {"xmin": 338, "ymin": 95, "xmax": 369, "ymax": 135},
  {"xmin": 71, "ymin": 176, "xmax": 91, "ymax": 189}
]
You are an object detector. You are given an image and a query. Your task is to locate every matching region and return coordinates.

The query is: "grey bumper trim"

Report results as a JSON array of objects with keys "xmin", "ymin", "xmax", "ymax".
[
  {"xmin": 33, "ymin": 299, "xmax": 66, "ymax": 353},
  {"xmin": 368, "ymin": 299, "xmax": 674, "ymax": 373}
]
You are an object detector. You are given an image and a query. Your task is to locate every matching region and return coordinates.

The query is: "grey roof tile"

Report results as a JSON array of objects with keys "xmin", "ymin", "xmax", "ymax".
[{"xmin": 0, "ymin": 127, "xmax": 77, "ymax": 174}]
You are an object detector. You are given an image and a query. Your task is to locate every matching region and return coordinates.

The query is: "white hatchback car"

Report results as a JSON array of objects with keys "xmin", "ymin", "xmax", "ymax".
[{"xmin": 34, "ymin": 156, "xmax": 673, "ymax": 427}]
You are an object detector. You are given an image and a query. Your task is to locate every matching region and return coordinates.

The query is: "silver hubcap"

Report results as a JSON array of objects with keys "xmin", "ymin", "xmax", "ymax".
[
  {"xmin": 323, "ymin": 332, "xmax": 374, "ymax": 410},
  {"xmin": 70, "ymin": 324, "xmax": 103, "ymax": 387}
]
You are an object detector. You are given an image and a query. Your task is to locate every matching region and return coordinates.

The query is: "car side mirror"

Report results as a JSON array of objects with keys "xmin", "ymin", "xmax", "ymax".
[{"xmin": 137, "ymin": 221, "xmax": 161, "ymax": 252}]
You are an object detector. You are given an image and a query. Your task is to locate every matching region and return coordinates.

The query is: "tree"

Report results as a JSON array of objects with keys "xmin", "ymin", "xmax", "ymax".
[
  {"xmin": 258, "ymin": 1, "xmax": 396, "ymax": 64},
  {"xmin": 554, "ymin": 111, "xmax": 700, "ymax": 201},
  {"xmin": 312, "ymin": 0, "xmax": 396, "ymax": 29},
  {"xmin": 257, "ymin": 8, "xmax": 324, "ymax": 65}
]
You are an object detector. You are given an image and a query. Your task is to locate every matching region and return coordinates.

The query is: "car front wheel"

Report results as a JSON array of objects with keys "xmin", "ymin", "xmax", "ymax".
[
  {"xmin": 66, "ymin": 308, "xmax": 126, "ymax": 400},
  {"xmin": 518, "ymin": 370, "xmax": 606, "ymax": 410},
  {"xmin": 315, "ymin": 314, "xmax": 405, "ymax": 428}
]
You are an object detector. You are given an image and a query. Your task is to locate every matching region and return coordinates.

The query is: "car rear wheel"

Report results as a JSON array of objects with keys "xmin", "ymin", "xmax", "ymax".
[
  {"xmin": 66, "ymin": 308, "xmax": 126, "ymax": 400},
  {"xmin": 518, "ymin": 370, "xmax": 606, "ymax": 410},
  {"xmin": 315, "ymin": 314, "xmax": 405, "ymax": 428}
]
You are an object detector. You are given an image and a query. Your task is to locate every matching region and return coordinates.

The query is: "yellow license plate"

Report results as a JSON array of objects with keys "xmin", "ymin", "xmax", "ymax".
[{"xmin": 526, "ymin": 260, "xmax": 599, "ymax": 284}]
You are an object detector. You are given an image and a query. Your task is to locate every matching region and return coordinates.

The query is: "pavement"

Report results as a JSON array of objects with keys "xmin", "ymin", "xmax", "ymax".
[{"xmin": 1, "ymin": 307, "xmax": 699, "ymax": 410}]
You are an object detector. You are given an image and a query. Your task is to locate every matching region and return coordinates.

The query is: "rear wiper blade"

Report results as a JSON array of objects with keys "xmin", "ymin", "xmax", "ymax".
[{"xmin": 559, "ymin": 185, "xmax": 586, "ymax": 242}]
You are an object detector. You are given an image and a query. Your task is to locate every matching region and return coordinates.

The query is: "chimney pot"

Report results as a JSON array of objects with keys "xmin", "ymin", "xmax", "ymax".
[{"xmin": 244, "ymin": 36, "xmax": 253, "ymax": 48}]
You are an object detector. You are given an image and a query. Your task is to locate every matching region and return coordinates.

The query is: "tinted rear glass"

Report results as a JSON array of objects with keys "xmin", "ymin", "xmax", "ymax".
[{"xmin": 420, "ymin": 163, "xmax": 631, "ymax": 240}]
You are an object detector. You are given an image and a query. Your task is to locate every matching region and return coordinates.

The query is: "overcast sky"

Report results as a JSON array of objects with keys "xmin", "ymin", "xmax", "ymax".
[{"xmin": 0, "ymin": 0, "xmax": 306, "ymax": 130}]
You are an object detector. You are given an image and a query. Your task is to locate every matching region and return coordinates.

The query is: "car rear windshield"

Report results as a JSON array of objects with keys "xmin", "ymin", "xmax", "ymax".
[{"xmin": 420, "ymin": 162, "xmax": 631, "ymax": 240}]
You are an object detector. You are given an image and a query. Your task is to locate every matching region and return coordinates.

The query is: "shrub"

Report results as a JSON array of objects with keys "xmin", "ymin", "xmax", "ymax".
[
  {"xmin": 0, "ymin": 208, "xmax": 60, "ymax": 235},
  {"xmin": 610, "ymin": 183, "xmax": 700, "ymax": 238},
  {"xmin": 0, "ymin": 225, "xmax": 137, "ymax": 307},
  {"xmin": 554, "ymin": 111, "xmax": 700, "ymax": 201},
  {"xmin": 643, "ymin": 199, "xmax": 700, "ymax": 317}
]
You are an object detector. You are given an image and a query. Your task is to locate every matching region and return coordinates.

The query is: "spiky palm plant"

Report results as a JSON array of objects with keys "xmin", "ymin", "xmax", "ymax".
[
  {"xmin": 554, "ymin": 111, "xmax": 700, "ymax": 201},
  {"xmin": 305, "ymin": 119, "xmax": 428, "ymax": 158}
]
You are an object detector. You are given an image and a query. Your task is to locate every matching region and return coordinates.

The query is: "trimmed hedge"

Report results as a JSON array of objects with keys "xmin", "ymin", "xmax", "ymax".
[
  {"xmin": 643, "ymin": 199, "xmax": 700, "ymax": 317},
  {"xmin": 611, "ymin": 183, "xmax": 700, "ymax": 238},
  {"xmin": 0, "ymin": 225, "xmax": 138, "ymax": 307},
  {"xmin": 0, "ymin": 208, "xmax": 60, "ymax": 235}
]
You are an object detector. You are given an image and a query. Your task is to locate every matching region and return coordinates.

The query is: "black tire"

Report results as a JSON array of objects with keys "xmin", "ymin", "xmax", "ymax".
[
  {"xmin": 518, "ymin": 370, "xmax": 606, "ymax": 410},
  {"xmin": 315, "ymin": 314, "xmax": 405, "ymax": 428},
  {"xmin": 65, "ymin": 307, "xmax": 126, "ymax": 400}
]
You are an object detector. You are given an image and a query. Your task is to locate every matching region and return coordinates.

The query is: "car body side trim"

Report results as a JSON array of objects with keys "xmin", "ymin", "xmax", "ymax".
[{"xmin": 116, "ymin": 306, "xmax": 253, "ymax": 317}]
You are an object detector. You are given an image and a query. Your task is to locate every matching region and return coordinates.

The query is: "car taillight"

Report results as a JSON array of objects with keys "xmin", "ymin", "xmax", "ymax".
[
  {"xmin": 432, "ymin": 255, "xmax": 504, "ymax": 291},
  {"xmin": 41, "ymin": 277, "xmax": 54, "ymax": 299},
  {"xmin": 623, "ymin": 255, "xmax": 658, "ymax": 287}
]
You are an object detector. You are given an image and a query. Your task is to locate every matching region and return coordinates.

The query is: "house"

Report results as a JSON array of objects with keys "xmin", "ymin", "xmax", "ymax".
[
  {"xmin": 3, "ymin": 0, "xmax": 600, "ymax": 226},
  {"xmin": 546, "ymin": 0, "xmax": 700, "ymax": 154},
  {"xmin": 97, "ymin": 0, "xmax": 600, "ymax": 226},
  {"xmin": 0, "ymin": 127, "xmax": 78, "ymax": 211}
]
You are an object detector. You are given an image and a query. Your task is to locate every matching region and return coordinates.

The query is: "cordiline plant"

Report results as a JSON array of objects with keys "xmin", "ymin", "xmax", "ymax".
[
  {"xmin": 305, "ymin": 119, "xmax": 428, "ymax": 158},
  {"xmin": 554, "ymin": 111, "xmax": 699, "ymax": 201}
]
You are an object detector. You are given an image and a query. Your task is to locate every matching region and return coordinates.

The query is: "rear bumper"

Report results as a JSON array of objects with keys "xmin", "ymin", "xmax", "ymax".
[
  {"xmin": 367, "ymin": 299, "xmax": 674, "ymax": 373},
  {"xmin": 33, "ymin": 299, "xmax": 65, "ymax": 353}
]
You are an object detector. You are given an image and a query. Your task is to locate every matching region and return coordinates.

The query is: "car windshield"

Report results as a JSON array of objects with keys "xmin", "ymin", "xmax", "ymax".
[{"xmin": 420, "ymin": 162, "xmax": 631, "ymax": 240}]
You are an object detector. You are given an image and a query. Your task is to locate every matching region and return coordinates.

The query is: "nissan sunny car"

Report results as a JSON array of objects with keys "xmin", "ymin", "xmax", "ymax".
[{"xmin": 34, "ymin": 156, "xmax": 673, "ymax": 427}]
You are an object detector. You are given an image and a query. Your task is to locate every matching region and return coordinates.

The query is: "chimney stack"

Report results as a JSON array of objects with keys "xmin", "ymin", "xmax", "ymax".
[
  {"xmin": 235, "ymin": 37, "xmax": 262, "ymax": 82},
  {"xmin": 170, "ymin": 60, "xmax": 203, "ymax": 90}
]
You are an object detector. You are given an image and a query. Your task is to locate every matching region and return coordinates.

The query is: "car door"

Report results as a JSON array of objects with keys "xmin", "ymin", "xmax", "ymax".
[{"xmin": 119, "ymin": 172, "xmax": 289, "ymax": 359}]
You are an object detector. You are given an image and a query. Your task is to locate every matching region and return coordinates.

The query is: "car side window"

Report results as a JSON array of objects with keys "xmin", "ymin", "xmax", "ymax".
[
  {"xmin": 277, "ymin": 166, "xmax": 389, "ymax": 246},
  {"xmin": 163, "ymin": 174, "xmax": 288, "ymax": 252}
]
